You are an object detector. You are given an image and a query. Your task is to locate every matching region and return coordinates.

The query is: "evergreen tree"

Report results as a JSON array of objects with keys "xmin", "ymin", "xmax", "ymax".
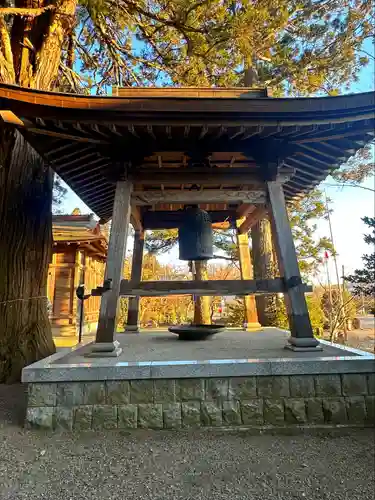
[
  {"xmin": 345, "ymin": 217, "xmax": 375, "ymax": 297},
  {"xmin": 52, "ymin": 175, "xmax": 68, "ymax": 214}
]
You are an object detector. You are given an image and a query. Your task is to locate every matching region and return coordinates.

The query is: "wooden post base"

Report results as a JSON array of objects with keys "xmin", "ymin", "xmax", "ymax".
[
  {"xmin": 285, "ymin": 313, "xmax": 322, "ymax": 350},
  {"xmin": 126, "ymin": 297, "xmax": 141, "ymax": 332},
  {"xmin": 285, "ymin": 336, "xmax": 322, "ymax": 351},
  {"xmin": 242, "ymin": 322, "xmax": 262, "ymax": 331},
  {"xmin": 85, "ymin": 341, "xmax": 122, "ymax": 357},
  {"xmin": 124, "ymin": 325, "xmax": 140, "ymax": 333}
]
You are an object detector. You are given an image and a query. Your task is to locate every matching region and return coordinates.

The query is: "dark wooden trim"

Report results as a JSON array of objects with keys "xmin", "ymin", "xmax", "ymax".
[
  {"xmin": 267, "ymin": 180, "xmax": 315, "ymax": 340},
  {"xmin": 119, "ymin": 278, "xmax": 312, "ymax": 296},
  {"xmin": 27, "ymin": 127, "xmax": 108, "ymax": 144},
  {"xmin": 133, "ymin": 169, "xmax": 265, "ymax": 187},
  {"xmin": 1, "ymin": 84, "xmax": 373, "ymax": 120},
  {"xmin": 132, "ymin": 189, "xmax": 266, "ymax": 205},
  {"xmin": 96, "ymin": 180, "xmax": 133, "ymax": 344},
  {"xmin": 141, "ymin": 209, "xmax": 236, "ymax": 230}
]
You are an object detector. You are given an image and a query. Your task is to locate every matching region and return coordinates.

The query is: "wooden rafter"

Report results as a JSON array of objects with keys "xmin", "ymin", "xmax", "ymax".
[
  {"xmin": 292, "ymin": 128, "xmax": 375, "ymax": 144},
  {"xmin": 238, "ymin": 206, "xmax": 268, "ymax": 234},
  {"xmin": 28, "ymin": 126, "xmax": 108, "ymax": 144},
  {"xmin": 45, "ymin": 142, "xmax": 76, "ymax": 157},
  {"xmin": 76, "ymin": 181, "xmax": 113, "ymax": 197},
  {"xmin": 0, "ymin": 109, "xmax": 24, "ymax": 126},
  {"xmin": 298, "ymin": 143, "xmax": 345, "ymax": 161},
  {"xmin": 57, "ymin": 156, "xmax": 103, "ymax": 175},
  {"xmin": 236, "ymin": 203, "xmax": 255, "ymax": 218},
  {"xmin": 58, "ymin": 152, "xmax": 99, "ymax": 170},
  {"xmin": 242, "ymin": 126, "xmax": 263, "ymax": 140},
  {"xmin": 68, "ymin": 162, "xmax": 110, "ymax": 181}
]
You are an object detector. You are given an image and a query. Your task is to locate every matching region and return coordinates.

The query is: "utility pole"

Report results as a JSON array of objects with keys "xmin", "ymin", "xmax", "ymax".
[
  {"xmin": 325, "ymin": 191, "xmax": 347, "ymax": 338},
  {"xmin": 324, "ymin": 252, "xmax": 333, "ymax": 336},
  {"xmin": 342, "ymin": 264, "xmax": 348, "ymax": 341}
]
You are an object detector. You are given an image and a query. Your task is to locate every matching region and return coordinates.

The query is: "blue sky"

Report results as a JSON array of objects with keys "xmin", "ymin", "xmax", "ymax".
[{"xmin": 61, "ymin": 40, "xmax": 374, "ymax": 280}]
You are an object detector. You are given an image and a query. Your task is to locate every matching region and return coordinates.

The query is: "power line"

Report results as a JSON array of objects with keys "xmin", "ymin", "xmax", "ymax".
[{"xmin": 322, "ymin": 182, "xmax": 375, "ymax": 193}]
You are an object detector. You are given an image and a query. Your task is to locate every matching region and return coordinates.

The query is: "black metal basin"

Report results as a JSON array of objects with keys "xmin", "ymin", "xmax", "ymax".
[{"xmin": 168, "ymin": 324, "xmax": 225, "ymax": 341}]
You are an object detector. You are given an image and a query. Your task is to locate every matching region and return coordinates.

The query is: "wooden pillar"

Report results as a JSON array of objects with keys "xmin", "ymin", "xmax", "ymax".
[
  {"xmin": 88, "ymin": 179, "xmax": 133, "ymax": 356},
  {"xmin": 236, "ymin": 219, "xmax": 261, "ymax": 329},
  {"xmin": 125, "ymin": 229, "xmax": 145, "ymax": 332},
  {"xmin": 193, "ymin": 260, "xmax": 211, "ymax": 325},
  {"xmin": 267, "ymin": 180, "xmax": 321, "ymax": 350}
]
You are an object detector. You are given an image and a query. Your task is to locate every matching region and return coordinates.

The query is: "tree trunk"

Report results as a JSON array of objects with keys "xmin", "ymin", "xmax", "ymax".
[
  {"xmin": 251, "ymin": 219, "xmax": 278, "ymax": 326},
  {"xmin": 0, "ymin": 0, "xmax": 77, "ymax": 382},
  {"xmin": 193, "ymin": 261, "xmax": 211, "ymax": 325},
  {"xmin": 0, "ymin": 127, "xmax": 55, "ymax": 383}
]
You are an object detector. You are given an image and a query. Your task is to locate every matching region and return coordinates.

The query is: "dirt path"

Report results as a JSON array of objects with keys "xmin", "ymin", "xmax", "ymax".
[{"xmin": 0, "ymin": 385, "xmax": 374, "ymax": 500}]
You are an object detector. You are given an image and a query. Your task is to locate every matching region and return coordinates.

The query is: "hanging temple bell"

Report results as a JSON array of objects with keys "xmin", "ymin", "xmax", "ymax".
[{"xmin": 178, "ymin": 205, "xmax": 213, "ymax": 261}]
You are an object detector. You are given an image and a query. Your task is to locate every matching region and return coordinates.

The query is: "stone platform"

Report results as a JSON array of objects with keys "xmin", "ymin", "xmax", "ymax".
[{"xmin": 22, "ymin": 329, "xmax": 375, "ymax": 431}]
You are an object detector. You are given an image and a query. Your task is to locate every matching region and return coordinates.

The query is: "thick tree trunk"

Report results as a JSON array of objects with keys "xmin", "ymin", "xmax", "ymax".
[
  {"xmin": 0, "ymin": 0, "xmax": 77, "ymax": 382},
  {"xmin": 0, "ymin": 128, "xmax": 55, "ymax": 382},
  {"xmin": 251, "ymin": 219, "xmax": 278, "ymax": 326},
  {"xmin": 193, "ymin": 261, "xmax": 211, "ymax": 324}
]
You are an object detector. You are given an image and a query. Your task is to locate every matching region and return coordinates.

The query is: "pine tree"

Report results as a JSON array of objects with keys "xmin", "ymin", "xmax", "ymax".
[{"xmin": 345, "ymin": 217, "xmax": 375, "ymax": 297}]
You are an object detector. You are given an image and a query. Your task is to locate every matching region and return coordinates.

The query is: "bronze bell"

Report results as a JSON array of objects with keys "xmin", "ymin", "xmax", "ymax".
[{"xmin": 178, "ymin": 206, "xmax": 213, "ymax": 261}]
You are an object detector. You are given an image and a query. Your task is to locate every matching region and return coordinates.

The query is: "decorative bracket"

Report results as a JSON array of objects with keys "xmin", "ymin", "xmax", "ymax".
[
  {"xmin": 283, "ymin": 276, "xmax": 303, "ymax": 290},
  {"xmin": 90, "ymin": 278, "xmax": 113, "ymax": 297}
]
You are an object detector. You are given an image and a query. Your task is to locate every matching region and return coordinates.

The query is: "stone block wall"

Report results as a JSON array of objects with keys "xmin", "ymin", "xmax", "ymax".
[{"xmin": 26, "ymin": 374, "xmax": 375, "ymax": 430}]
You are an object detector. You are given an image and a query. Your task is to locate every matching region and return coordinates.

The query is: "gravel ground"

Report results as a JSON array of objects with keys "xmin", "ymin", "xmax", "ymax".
[{"xmin": 1, "ymin": 385, "xmax": 374, "ymax": 500}]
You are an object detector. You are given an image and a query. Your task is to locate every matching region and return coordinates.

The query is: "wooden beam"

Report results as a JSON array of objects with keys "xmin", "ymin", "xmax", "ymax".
[
  {"xmin": 242, "ymin": 126, "xmax": 264, "ymax": 140},
  {"xmin": 125, "ymin": 230, "xmax": 145, "ymax": 331},
  {"xmin": 267, "ymin": 179, "xmax": 318, "ymax": 349},
  {"xmin": 212, "ymin": 221, "xmax": 231, "ymax": 230},
  {"xmin": 94, "ymin": 179, "xmax": 133, "ymax": 351},
  {"xmin": 283, "ymin": 161, "xmax": 325, "ymax": 180},
  {"xmin": 133, "ymin": 168, "xmax": 294, "ymax": 187},
  {"xmin": 51, "ymin": 146, "xmax": 93, "ymax": 164},
  {"xmin": 288, "ymin": 156, "xmax": 329, "ymax": 175},
  {"xmin": 119, "ymin": 279, "xmax": 312, "ymax": 297},
  {"xmin": 199, "ymin": 126, "xmax": 209, "ymax": 139},
  {"xmin": 300, "ymin": 151, "xmax": 340, "ymax": 167},
  {"xmin": 298, "ymin": 143, "xmax": 343, "ymax": 161},
  {"xmin": 292, "ymin": 128, "xmax": 375, "ymax": 144},
  {"xmin": 236, "ymin": 203, "xmax": 255, "ymax": 218},
  {"xmin": 59, "ymin": 156, "xmax": 105, "ymax": 175},
  {"xmin": 236, "ymin": 219, "xmax": 259, "ymax": 325},
  {"xmin": 78, "ymin": 182, "xmax": 113, "ymax": 198},
  {"xmin": 27, "ymin": 126, "xmax": 109, "ymax": 143},
  {"xmin": 58, "ymin": 153, "xmax": 101, "ymax": 170},
  {"xmin": 130, "ymin": 206, "xmax": 143, "ymax": 231},
  {"xmin": 92, "ymin": 197, "xmax": 115, "ymax": 212},
  {"xmin": 132, "ymin": 189, "xmax": 266, "ymax": 205},
  {"xmin": 141, "ymin": 209, "xmax": 236, "ymax": 230},
  {"xmin": 68, "ymin": 162, "xmax": 110, "ymax": 181},
  {"xmin": 128, "ymin": 125, "xmax": 139, "ymax": 138},
  {"xmin": 0, "ymin": 110, "xmax": 24, "ymax": 127},
  {"xmin": 133, "ymin": 169, "xmax": 265, "ymax": 186},
  {"xmin": 238, "ymin": 206, "xmax": 268, "ymax": 234},
  {"xmin": 45, "ymin": 142, "xmax": 77, "ymax": 157}
]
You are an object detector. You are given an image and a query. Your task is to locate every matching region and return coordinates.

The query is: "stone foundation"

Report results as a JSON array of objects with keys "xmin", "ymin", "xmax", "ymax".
[{"xmin": 25, "ymin": 373, "xmax": 375, "ymax": 430}]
